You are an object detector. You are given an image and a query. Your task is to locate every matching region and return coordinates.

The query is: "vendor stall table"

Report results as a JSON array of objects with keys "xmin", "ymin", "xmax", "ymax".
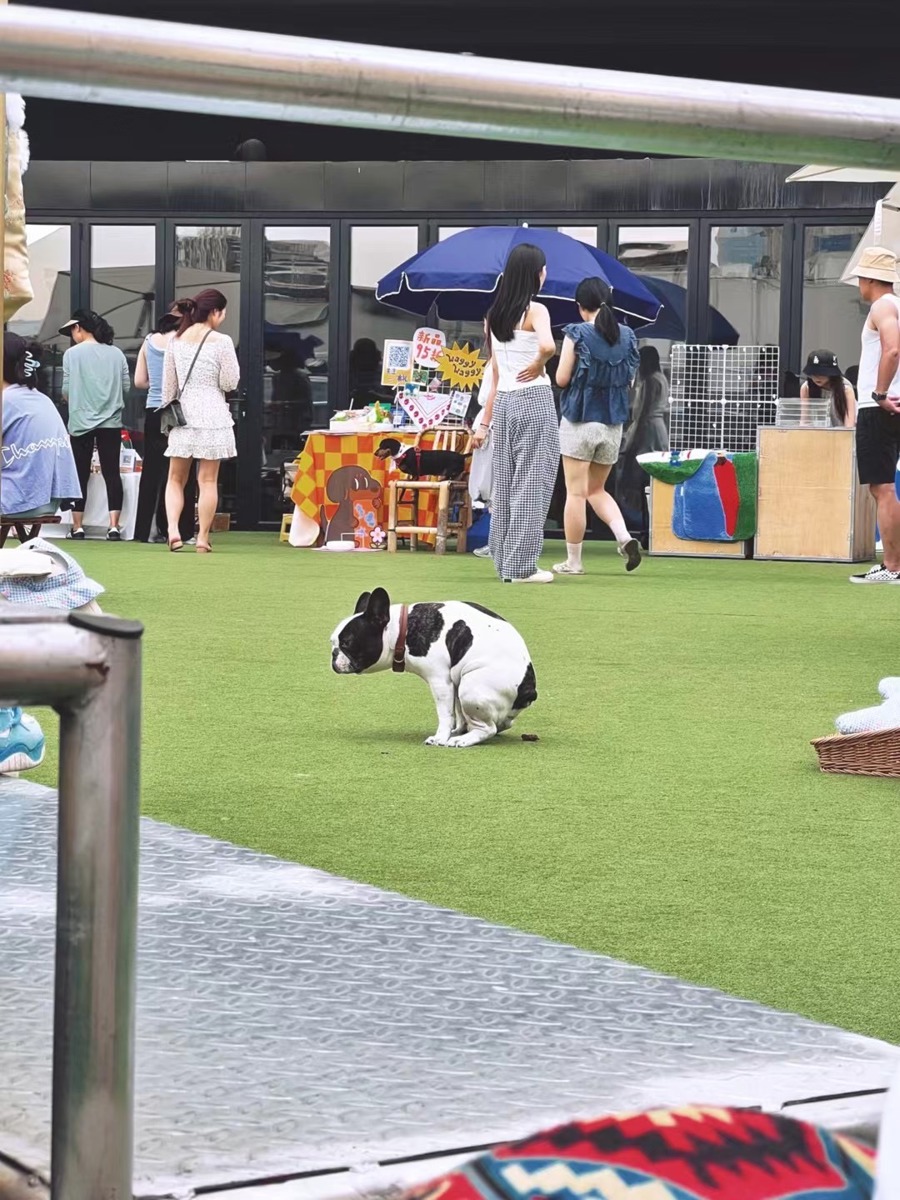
[
  {"xmin": 288, "ymin": 430, "xmax": 440, "ymax": 547},
  {"xmin": 43, "ymin": 471, "xmax": 140, "ymax": 541},
  {"xmin": 755, "ymin": 427, "xmax": 876, "ymax": 562}
]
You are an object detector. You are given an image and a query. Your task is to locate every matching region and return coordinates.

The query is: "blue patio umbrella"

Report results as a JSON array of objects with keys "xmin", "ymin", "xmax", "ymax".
[
  {"xmin": 638, "ymin": 276, "xmax": 740, "ymax": 344},
  {"xmin": 375, "ymin": 226, "xmax": 662, "ymax": 328}
]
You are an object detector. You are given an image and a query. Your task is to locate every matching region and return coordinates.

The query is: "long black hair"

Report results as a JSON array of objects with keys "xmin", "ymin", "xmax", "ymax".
[
  {"xmin": 3, "ymin": 331, "xmax": 41, "ymax": 389},
  {"xmin": 70, "ymin": 308, "xmax": 115, "ymax": 345},
  {"xmin": 807, "ymin": 375, "xmax": 849, "ymax": 424},
  {"xmin": 575, "ymin": 277, "xmax": 620, "ymax": 346},
  {"xmin": 638, "ymin": 345, "xmax": 661, "ymax": 379},
  {"xmin": 486, "ymin": 243, "xmax": 546, "ymax": 343}
]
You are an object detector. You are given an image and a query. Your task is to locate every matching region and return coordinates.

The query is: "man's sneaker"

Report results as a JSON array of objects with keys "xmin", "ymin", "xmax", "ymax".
[
  {"xmin": 0, "ymin": 708, "xmax": 46, "ymax": 774},
  {"xmin": 617, "ymin": 537, "xmax": 643, "ymax": 572},
  {"xmin": 849, "ymin": 563, "xmax": 900, "ymax": 584},
  {"xmin": 473, "ymin": 546, "xmax": 491, "ymax": 558}
]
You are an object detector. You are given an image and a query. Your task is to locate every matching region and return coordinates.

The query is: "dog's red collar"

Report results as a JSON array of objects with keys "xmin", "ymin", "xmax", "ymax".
[{"xmin": 392, "ymin": 604, "xmax": 409, "ymax": 673}]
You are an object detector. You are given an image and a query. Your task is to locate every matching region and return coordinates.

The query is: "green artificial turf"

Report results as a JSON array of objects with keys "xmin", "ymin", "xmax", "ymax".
[{"xmin": 31, "ymin": 534, "xmax": 900, "ymax": 1042}]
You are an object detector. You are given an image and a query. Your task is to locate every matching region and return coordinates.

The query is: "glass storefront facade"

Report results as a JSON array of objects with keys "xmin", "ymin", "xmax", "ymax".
[{"xmin": 19, "ymin": 158, "xmax": 881, "ymax": 527}]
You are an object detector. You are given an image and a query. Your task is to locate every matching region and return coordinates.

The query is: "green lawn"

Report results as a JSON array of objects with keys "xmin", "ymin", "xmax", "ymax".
[{"xmin": 32, "ymin": 534, "xmax": 900, "ymax": 1042}]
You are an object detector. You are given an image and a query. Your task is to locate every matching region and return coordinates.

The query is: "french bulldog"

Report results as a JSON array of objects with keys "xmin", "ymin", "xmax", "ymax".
[{"xmin": 331, "ymin": 587, "xmax": 537, "ymax": 748}]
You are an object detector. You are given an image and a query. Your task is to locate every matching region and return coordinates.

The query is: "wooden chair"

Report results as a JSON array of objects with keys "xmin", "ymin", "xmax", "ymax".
[
  {"xmin": 0, "ymin": 515, "xmax": 62, "ymax": 548},
  {"xmin": 387, "ymin": 425, "xmax": 474, "ymax": 554}
]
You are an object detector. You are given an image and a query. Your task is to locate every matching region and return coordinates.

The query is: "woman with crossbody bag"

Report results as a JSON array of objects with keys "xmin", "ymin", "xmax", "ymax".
[{"xmin": 161, "ymin": 289, "xmax": 240, "ymax": 553}]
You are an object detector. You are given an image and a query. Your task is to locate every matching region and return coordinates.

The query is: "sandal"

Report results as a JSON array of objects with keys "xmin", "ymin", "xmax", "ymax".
[
  {"xmin": 167, "ymin": 537, "xmax": 183, "ymax": 553},
  {"xmin": 195, "ymin": 541, "xmax": 212, "ymax": 554}
]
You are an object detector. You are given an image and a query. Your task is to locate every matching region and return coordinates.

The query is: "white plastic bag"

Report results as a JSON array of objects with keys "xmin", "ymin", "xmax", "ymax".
[{"xmin": 468, "ymin": 408, "xmax": 492, "ymax": 503}]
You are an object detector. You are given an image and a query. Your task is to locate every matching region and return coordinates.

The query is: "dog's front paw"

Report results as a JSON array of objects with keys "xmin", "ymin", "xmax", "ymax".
[
  {"xmin": 451, "ymin": 725, "xmax": 468, "ymax": 738},
  {"xmin": 425, "ymin": 734, "xmax": 451, "ymax": 747}
]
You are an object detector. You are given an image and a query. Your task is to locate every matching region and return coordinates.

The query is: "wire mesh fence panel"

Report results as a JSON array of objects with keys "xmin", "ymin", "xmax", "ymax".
[{"xmin": 669, "ymin": 344, "xmax": 779, "ymax": 453}]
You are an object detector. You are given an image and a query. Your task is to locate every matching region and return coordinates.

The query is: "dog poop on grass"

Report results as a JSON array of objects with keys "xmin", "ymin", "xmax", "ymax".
[{"xmin": 521, "ymin": 733, "xmax": 540, "ymax": 742}]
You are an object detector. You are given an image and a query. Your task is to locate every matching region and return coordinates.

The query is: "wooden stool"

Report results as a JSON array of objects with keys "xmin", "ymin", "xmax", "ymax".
[{"xmin": 0, "ymin": 515, "xmax": 62, "ymax": 548}]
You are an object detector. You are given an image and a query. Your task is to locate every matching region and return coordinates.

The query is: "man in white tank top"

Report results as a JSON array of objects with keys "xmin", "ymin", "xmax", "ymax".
[{"xmin": 849, "ymin": 246, "xmax": 900, "ymax": 583}]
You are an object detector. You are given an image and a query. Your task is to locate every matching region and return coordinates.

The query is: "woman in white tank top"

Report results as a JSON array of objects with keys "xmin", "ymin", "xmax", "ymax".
[{"xmin": 474, "ymin": 244, "xmax": 560, "ymax": 583}]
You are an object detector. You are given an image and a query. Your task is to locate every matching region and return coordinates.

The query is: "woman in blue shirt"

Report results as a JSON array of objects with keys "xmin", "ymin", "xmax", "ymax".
[
  {"xmin": 133, "ymin": 308, "xmax": 196, "ymax": 544},
  {"xmin": 552, "ymin": 277, "xmax": 642, "ymax": 576}
]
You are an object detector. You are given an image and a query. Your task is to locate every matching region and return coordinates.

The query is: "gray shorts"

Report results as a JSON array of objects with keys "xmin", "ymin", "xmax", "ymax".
[{"xmin": 559, "ymin": 417, "xmax": 623, "ymax": 465}]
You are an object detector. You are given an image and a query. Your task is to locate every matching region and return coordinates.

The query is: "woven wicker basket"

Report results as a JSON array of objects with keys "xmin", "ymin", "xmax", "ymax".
[{"xmin": 812, "ymin": 726, "xmax": 900, "ymax": 778}]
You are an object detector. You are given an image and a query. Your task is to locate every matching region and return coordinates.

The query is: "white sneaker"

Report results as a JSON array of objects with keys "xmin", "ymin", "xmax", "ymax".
[
  {"xmin": 473, "ymin": 546, "xmax": 491, "ymax": 558},
  {"xmin": 552, "ymin": 561, "xmax": 584, "ymax": 575},
  {"xmin": 508, "ymin": 570, "xmax": 554, "ymax": 584},
  {"xmin": 617, "ymin": 537, "xmax": 643, "ymax": 572},
  {"xmin": 849, "ymin": 563, "xmax": 900, "ymax": 584}
]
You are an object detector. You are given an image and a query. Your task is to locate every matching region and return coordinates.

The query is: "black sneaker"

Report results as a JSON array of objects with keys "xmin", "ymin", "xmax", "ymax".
[
  {"xmin": 849, "ymin": 563, "xmax": 900, "ymax": 584},
  {"xmin": 67, "ymin": 528, "xmax": 86, "ymax": 541},
  {"xmin": 618, "ymin": 537, "xmax": 643, "ymax": 572},
  {"xmin": 106, "ymin": 527, "xmax": 122, "ymax": 542}
]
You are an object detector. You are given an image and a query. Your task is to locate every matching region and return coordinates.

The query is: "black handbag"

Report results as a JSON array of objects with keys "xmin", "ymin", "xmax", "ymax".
[{"xmin": 159, "ymin": 330, "xmax": 212, "ymax": 435}]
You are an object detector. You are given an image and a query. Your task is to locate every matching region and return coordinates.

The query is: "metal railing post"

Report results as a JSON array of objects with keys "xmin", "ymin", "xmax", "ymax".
[
  {"xmin": 0, "ymin": 608, "xmax": 143, "ymax": 1200},
  {"xmin": 2, "ymin": 6, "xmax": 900, "ymax": 169}
]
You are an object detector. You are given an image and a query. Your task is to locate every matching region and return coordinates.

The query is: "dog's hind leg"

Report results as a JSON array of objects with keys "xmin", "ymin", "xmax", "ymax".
[{"xmin": 445, "ymin": 718, "xmax": 497, "ymax": 748}]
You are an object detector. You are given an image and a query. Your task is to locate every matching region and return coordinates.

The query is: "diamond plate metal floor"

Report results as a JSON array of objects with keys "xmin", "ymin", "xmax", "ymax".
[{"xmin": 1, "ymin": 780, "xmax": 896, "ymax": 1199}]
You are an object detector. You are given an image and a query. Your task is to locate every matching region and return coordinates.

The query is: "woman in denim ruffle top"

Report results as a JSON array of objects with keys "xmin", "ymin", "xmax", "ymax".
[{"xmin": 553, "ymin": 276, "xmax": 642, "ymax": 576}]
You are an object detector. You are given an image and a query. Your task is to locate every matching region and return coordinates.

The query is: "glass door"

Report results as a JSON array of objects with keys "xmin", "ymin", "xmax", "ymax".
[{"xmin": 172, "ymin": 223, "xmax": 245, "ymax": 521}]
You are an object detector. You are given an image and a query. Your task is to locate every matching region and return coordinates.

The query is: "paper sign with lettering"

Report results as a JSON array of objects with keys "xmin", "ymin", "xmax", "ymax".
[
  {"xmin": 412, "ymin": 327, "xmax": 446, "ymax": 369},
  {"xmin": 381, "ymin": 340, "xmax": 414, "ymax": 387},
  {"xmin": 437, "ymin": 342, "xmax": 486, "ymax": 391},
  {"xmin": 399, "ymin": 389, "xmax": 452, "ymax": 430}
]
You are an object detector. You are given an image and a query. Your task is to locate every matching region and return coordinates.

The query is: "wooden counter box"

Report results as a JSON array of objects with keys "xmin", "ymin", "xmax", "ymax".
[{"xmin": 755, "ymin": 427, "xmax": 875, "ymax": 562}]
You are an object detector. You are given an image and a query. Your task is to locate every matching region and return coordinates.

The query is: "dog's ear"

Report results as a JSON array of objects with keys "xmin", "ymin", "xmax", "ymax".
[
  {"xmin": 354, "ymin": 591, "xmax": 371, "ymax": 614},
  {"xmin": 366, "ymin": 587, "xmax": 391, "ymax": 628},
  {"xmin": 325, "ymin": 466, "xmax": 352, "ymax": 502}
]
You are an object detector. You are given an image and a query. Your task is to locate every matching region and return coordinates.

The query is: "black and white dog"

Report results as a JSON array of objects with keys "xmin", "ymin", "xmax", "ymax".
[
  {"xmin": 331, "ymin": 588, "xmax": 537, "ymax": 748},
  {"xmin": 374, "ymin": 438, "xmax": 470, "ymax": 481}
]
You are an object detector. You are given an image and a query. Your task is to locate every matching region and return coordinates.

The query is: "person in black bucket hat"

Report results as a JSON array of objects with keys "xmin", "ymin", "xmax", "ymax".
[{"xmin": 800, "ymin": 348, "xmax": 856, "ymax": 428}]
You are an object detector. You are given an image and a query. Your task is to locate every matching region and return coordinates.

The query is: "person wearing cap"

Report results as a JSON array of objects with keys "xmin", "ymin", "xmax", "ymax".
[
  {"xmin": 849, "ymin": 245, "xmax": 900, "ymax": 584},
  {"xmin": 59, "ymin": 309, "xmax": 131, "ymax": 541},
  {"xmin": 799, "ymin": 349, "xmax": 856, "ymax": 428}
]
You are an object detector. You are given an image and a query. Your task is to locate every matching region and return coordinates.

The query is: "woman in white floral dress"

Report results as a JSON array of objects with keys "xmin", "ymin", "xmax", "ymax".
[{"xmin": 162, "ymin": 288, "xmax": 240, "ymax": 553}]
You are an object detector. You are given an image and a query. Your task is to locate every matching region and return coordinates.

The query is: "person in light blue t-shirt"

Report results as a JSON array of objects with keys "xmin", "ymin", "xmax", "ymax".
[
  {"xmin": 59, "ymin": 309, "xmax": 130, "ymax": 540},
  {"xmin": 2, "ymin": 331, "xmax": 81, "ymax": 519}
]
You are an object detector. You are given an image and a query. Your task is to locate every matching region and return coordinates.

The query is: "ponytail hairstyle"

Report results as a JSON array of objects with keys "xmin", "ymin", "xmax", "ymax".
[
  {"xmin": 174, "ymin": 288, "xmax": 228, "ymax": 336},
  {"xmin": 575, "ymin": 276, "xmax": 620, "ymax": 347},
  {"xmin": 3, "ymin": 331, "xmax": 41, "ymax": 389},
  {"xmin": 155, "ymin": 307, "xmax": 181, "ymax": 336},
  {"xmin": 486, "ymin": 243, "xmax": 546, "ymax": 344},
  {"xmin": 68, "ymin": 308, "xmax": 115, "ymax": 345}
]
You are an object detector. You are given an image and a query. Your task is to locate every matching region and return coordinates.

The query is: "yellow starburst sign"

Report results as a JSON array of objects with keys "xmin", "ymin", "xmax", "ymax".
[{"xmin": 436, "ymin": 342, "xmax": 486, "ymax": 391}]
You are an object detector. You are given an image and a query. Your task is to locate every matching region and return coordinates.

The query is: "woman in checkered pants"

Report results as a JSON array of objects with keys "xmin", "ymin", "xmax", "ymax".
[{"xmin": 473, "ymin": 245, "xmax": 560, "ymax": 583}]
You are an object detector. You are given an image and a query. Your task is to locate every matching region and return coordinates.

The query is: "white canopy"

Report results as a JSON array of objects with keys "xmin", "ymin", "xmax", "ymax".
[
  {"xmin": 786, "ymin": 165, "xmax": 900, "ymax": 184},
  {"xmin": 840, "ymin": 183, "xmax": 900, "ymax": 284}
]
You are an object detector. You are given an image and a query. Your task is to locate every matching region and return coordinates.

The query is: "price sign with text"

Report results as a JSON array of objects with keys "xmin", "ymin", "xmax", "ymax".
[{"xmin": 412, "ymin": 327, "xmax": 446, "ymax": 369}]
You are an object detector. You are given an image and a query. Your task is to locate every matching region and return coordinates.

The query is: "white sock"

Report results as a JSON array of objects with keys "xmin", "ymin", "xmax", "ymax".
[{"xmin": 566, "ymin": 542, "xmax": 583, "ymax": 568}]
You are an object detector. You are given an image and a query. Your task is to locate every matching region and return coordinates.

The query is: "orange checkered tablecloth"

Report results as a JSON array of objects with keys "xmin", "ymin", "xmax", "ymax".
[{"xmin": 290, "ymin": 431, "xmax": 440, "ymax": 543}]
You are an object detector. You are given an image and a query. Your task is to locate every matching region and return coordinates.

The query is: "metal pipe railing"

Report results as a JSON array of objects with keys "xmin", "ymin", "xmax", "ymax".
[
  {"xmin": 0, "ymin": 609, "xmax": 143, "ymax": 1200},
  {"xmin": 2, "ymin": 6, "xmax": 900, "ymax": 170}
]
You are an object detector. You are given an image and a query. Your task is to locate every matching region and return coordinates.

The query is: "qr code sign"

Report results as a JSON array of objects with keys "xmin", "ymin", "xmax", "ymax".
[{"xmin": 387, "ymin": 343, "xmax": 411, "ymax": 370}]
